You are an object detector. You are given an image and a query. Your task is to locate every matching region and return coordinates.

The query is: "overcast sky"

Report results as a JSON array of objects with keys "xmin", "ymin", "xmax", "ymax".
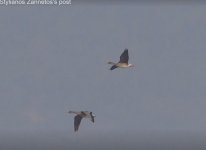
[{"xmin": 0, "ymin": 2, "xmax": 206, "ymax": 149}]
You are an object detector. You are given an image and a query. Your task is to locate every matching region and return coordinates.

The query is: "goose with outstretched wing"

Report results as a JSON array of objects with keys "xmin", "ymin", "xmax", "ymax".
[
  {"xmin": 68, "ymin": 111, "xmax": 95, "ymax": 132},
  {"xmin": 108, "ymin": 49, "xmax": 134, "ymax": 70}
]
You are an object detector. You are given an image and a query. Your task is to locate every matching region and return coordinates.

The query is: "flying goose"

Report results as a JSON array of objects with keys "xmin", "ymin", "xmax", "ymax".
[
  {"xmin": 108, "ymin": 49, "xmax": 134, "ymax": 70},
  {"xmin": 68, "ymin": 111, "xmax": 95, "ymax": 132}
]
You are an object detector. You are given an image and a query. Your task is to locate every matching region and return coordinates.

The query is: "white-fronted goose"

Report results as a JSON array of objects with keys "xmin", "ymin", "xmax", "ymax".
[
  {"xmin": 108, "ymin": 49, "xmax": 134, "ymax": 70},
  {"xmin": 68, "ymin": 111, "xmax": 95, "ymax": 132}
]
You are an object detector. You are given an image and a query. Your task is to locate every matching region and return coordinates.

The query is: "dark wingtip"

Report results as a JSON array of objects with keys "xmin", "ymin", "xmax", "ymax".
[
  {"xmin": 110, "ymin": 65, "xmax": 117, "ymax": 70},
  {"xmin": 74, "ymin": 127, "xmax": 78, "ymax": 132}
]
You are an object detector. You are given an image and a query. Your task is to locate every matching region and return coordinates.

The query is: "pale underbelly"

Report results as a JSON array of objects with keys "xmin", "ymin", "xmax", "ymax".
[{"xmin": 116, "ymin": 63, "xmax": 129, "ymax": 68}]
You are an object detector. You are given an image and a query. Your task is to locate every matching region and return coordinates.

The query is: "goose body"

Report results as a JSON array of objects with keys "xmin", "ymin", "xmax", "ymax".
[
  {"xmin": 108, "ymin": 49, "xmax": 134, "ymax": 70},
  {"xmin": 68, "ymin": 111, "xmax": 95, "ymax": 132}
]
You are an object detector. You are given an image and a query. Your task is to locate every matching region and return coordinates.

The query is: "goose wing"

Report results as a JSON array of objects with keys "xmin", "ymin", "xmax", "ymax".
[
  {"xmin": 119, "ymin": 49, "xmax": 129, "ymax": 64},
  {"xmin": 110, "ymin": 65, "xmax": 118, "ymax": 70},
  {"xmin": 89, "ymin": 112, "xmax": 95, "ymax": 123},
  {"xmin": 74, "ymin": 115, "xmax": 82, "ymax": 132},
  {"xmin": 90, "ymin": 116, "xmax": 95, "ymax": 123}
]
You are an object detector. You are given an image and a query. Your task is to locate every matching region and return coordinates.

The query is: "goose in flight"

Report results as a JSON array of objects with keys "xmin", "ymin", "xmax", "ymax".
[
  {"xmin": 68, "ymin": 111, "xmax": 95, "ymax": 132},
  {"xmin": 108, "ymin": 49, "xmax": 134, "ymax": 70}
]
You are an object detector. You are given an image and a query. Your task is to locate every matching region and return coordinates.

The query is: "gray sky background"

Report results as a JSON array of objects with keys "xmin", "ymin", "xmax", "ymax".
[{"xmin": 0, "ymin": 3, "xmax": 206, "ymax": 149}]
